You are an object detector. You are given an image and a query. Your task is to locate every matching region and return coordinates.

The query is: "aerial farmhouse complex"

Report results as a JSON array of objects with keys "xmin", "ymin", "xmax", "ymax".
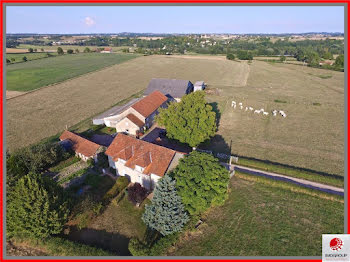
[{"xmin": 60, "ymin": 78, "xmax": 203, "ymax": 190}]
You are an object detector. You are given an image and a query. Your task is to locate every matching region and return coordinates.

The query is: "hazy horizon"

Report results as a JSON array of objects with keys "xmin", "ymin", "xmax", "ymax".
[{"xmin": 6, "ymin": 6, "xmax": 345, "ymax": 34}]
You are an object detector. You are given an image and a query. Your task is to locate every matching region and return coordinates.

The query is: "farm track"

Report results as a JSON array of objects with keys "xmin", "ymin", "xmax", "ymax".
[{"xmin": 233, "ymin": 164, "xmax": 344, "ymax": 196}]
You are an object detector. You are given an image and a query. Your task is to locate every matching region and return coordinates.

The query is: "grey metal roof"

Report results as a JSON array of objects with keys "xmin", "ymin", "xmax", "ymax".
[
  {"xmin": 93, "ymin": 98, "xmax": 141, "ymax": 121},
  {"xmin": 144, "ymin": 78, "xmax": 193, "ymax": 98}
]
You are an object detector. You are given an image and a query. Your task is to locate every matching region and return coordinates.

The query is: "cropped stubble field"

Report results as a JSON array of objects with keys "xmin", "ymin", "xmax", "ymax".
[
  {"xmin": 6, "ymin": 55, "xmax": 246, "ymax": 151},
  {"xmin": 6, "ymin": 53, "xmax": 138, "ymax": 92},
  {"xmin": 7, "ymin": 55, "xmax": 344, "ymax": 178}
]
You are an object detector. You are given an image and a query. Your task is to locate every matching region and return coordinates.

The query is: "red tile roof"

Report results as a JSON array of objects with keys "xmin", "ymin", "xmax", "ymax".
[
  {"xmin": 131, "ymin": 91, "xmax": 168, "ymax": 118},
  {"xmin": 60, "ymin": 130, "xmax": 100, "ymax": 158},
  {"xmin": 105, "ymin": 134, "xmax": 176, "ymax": 177},
  {"xmin": 126, "ymin": 114, "xmax": 145, "ymax": 128}
]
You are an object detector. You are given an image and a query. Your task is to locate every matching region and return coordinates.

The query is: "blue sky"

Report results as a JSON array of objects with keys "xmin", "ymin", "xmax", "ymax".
[{"xmin": 6, "ymin": 6, "xmax": 345, "ymax": 34}]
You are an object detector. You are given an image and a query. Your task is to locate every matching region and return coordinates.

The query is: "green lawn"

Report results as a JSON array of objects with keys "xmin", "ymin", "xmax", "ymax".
[
  {"xmin": 7, "ymin": 52, "xmax": 59, "ymax": 63},
  {"xmin": 6, "ymin": 53, "xmax": 138, "ymax": 92},
  {"xmin": 170, "ymin": 173, "xmax": 344, "ymax": 256}
]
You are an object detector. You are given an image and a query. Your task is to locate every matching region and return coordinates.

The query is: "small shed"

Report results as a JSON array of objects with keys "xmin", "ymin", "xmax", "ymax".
[{"xmin": 194, "ymin": 81, "xmax": 205, "ymax": 91}]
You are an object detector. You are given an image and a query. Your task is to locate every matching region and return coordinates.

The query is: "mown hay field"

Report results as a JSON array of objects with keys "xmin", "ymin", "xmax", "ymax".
[
  {"xmin": 6, "ymin": 55, "xmax": 247, "ymax": 151},
  {"xmin": 7, "ymin": 55, "xmax": 344, "ymax": 177},
  {"xmin": 6, "ymin": 53, "xmax": 138, "ymax": 92}
]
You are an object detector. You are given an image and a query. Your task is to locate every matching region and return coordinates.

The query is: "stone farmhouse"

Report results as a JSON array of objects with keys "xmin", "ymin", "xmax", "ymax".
[
  {"xmin": 93, "ymin": 91, "xmax": 168, "ymax": 136},
  {"xmin": 59, "ymin": 130, "xmax": 104, "ymax": 162},
  {"xmin": 105, "ymin": 133, "xmax": 184, "ymax": 190}
]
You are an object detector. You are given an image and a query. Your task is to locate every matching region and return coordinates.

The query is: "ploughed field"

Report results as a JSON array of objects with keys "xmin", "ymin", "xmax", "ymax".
[{"xmin": 6, "ymin": 55, "xmax": 344, "ymax": 177}]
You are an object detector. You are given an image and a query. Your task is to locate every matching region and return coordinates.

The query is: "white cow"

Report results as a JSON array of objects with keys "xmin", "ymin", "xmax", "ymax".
[
  {"xmin": 263, "ymin": 112, "xmax": 269, "ymax": 116},
  {"xmin": 245, "ymin": 107, "xmax": 248, "ymax": 111},
  {"xmin": 254, "ymin": 110, "xmax": 261, "ymax": 114},
  {"xmin": 231, "ymin": 101, "xmax": 236, "ymax": 107}
]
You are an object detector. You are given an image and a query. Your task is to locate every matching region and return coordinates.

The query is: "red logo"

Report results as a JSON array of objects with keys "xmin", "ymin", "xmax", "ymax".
[{"xmin": 330, "ymin": 238, "xmax": 343, "ymax": 251}]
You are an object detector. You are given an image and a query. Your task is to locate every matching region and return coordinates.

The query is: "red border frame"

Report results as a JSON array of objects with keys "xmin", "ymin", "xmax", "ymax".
[{"xmin": 0, "ymin": 1, "xmax": 348, "ymax": 261}]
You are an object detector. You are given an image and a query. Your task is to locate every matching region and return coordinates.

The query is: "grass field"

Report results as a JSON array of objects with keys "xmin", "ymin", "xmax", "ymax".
[
  {"xmin": 7, "ymin": 55, "xmax": 344, "ymax": 178},
  {"xmin": 6, "ymin": 52, "xmax": 59, "ymax": 63},
  {"xmin": 7, "ymin": 53, "xmax": 138, "ymax": 92},
  {"xmin": 169, "ymin": 173, "xmax": 344, "ymax": 256}
]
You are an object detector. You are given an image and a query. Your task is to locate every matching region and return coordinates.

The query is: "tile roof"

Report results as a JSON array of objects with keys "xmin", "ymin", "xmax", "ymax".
[
  {"xmin": 126, "ymin": 114, "xmax": 145, "ymax": 128},
  {"xmin": 60, "ymin": 130, "xmax": 100, "ymax": 158},
  {"xmin": 105, "ymin": 133, "xmax": 176, "ymax": 177},
  {"xmin": 131, "ymin": 91, "xmax": 168, "ymax": 118},
  {"xmin": 144, "ymin": 78, "xmax": 193, "ymax": 99}
]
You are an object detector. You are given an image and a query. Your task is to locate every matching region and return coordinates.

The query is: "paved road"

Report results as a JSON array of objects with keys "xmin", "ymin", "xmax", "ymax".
[{"xmin": 231, "ymin": 164, "xmax": 344, "ymax": 196}]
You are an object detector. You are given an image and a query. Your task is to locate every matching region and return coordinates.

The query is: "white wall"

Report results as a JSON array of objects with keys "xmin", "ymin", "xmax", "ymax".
[{"xmin": 110, "ymin": 159, "xmax": 161, "ymax": 191}]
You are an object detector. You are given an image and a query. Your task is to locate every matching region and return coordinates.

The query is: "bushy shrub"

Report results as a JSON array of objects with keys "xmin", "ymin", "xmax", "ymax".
[
  {"xmin": 226, "ymin": 53, "xmax": 235, "ymax": 60},
  {"xmin": 128, "ymin": 233, "xmax": 180, "ymax": 256},
  {"xmin": 76, "ymin": 213, "xmax": 90, "ymax": 230},
  {"xmin": 128, "ymin": 183, "xmax": 148, "ymax": 205},
  {"xmin": 103, "ymin": 176, "xmax": 129, "ymax": 201},
  {"xmin": 13, "ymin": 235, "xmax": 114, "ymax": 256}
]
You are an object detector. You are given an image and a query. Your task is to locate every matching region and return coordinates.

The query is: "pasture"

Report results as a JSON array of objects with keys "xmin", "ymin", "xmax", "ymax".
[
  {"xmin": 169, "ymin": 173, "xmax": 343, "ymax": 256},
  {"xmin": 203, "ymin": 60, "xmax": 344, "ymax": 177},
  {"xmin": 6, "ymin": 53, "xmax": 138, "ymax": 92},
  {"xmin": 6, "ymin": 55, "xmax": 344, "ymax": 178}
]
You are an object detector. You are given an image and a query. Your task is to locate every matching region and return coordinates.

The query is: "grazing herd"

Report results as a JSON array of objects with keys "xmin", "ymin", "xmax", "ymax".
[{"xmin": 231, "ymin": 101, "xmax": 287, "ymax": 118}]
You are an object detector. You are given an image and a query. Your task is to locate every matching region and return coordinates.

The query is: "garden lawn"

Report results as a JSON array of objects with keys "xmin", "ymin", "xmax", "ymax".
[
  {"xmin": 7, "ymin": 53, "xmax": 137, "ymax": 91},
  {"xmin": 169, "ymin": 173, "xmax": 344, "ymax": 256}
]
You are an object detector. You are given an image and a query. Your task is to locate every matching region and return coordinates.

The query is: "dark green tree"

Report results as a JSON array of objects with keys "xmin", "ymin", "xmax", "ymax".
[
  {"xmin": 172, "ymin": 151, "xmax": 230, "ymax": 215},
  {"xmin": 279, "ymin": 55, "xmax": 286, "ymax": 62},
  {"xmin": 67, "ymin": 49, "xmax": 74, "ymax": 54},
  {"xmin": 6, "ymin": 59, "xmax": 10, "ymax": 64},
  {"xmin": 57, "ymin": 47, "xmax": 64, "ymax": 55},
  {"xmin": 142, "ymin": 176, "xmax": 189, "ymax": 236},
  {"xmin": 75, "ymin": 49, "xmax": 80, "ymax": 54},
  {"xmin": 83, "ymin": 47, "xmax": 91, "ymax": 53},
  {"xmin": 157, "ymin": 91, "xmax": 216, "ymax": 148},
  {"xmin": 22, "ymin": 56, "xmax": 27, "ymax": 62},
  {"xmin": 7, "ymin": 173, "xmax": 70, "ymax": 239},
  {"xmin": 335, "ymin": 54, "xmax": 344, "ymax": 68},
  {"xmin": 28, "ymin": 48, "xmax": 34, "ymax": 53}
]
